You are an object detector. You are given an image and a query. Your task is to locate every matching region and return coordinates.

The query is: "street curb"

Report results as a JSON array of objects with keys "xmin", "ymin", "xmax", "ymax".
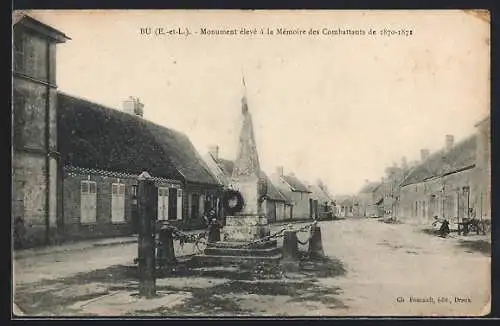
[
  {"xmin": 14, "ymin": 238, "xmax": 138, "ymax": 260},
  {"xmin": 92, "ymin": 239, "xmax": 137, "ymax": 248}
]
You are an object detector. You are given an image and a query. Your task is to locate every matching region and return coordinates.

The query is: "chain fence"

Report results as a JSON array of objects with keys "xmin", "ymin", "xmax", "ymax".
[{"xmin": 156, "ymin": 219, "xmax": 319, "ymax": 252}]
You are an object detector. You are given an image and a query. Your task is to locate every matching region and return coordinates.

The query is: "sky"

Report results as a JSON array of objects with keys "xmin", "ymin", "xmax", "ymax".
[{"xmin": 25, "ymin": 10, "xmax": 490, "ymax": 195}]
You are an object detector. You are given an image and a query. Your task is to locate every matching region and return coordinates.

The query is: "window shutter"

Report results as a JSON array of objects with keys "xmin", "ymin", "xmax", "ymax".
[{"xmin": 177, "ymin": 188, "xmax": 183, "ymax": 220}]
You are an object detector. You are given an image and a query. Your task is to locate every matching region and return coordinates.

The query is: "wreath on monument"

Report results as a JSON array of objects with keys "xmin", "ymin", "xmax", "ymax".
[{"xmin": 223, "ymin": 189, "xmax": 245, "ymax": 215}]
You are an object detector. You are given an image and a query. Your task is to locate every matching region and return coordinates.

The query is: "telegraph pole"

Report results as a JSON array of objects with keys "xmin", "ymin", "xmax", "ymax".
[{"xmin": 137, "ymin": 171, "xmax": 157, "ymax": 298}]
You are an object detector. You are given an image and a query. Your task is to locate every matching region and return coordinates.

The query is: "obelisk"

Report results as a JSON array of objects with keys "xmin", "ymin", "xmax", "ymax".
[{"xmin": 222, "ymin": 77, "xmax": 271, "ymax": 242}]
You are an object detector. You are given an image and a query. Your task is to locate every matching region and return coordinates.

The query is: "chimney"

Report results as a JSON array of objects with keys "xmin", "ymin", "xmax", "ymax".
[
  {"xmin": 420, "ymin": 149, "xmax": 430, "ymax": 161},
  {"xmin": 122, "ymin": 96, "xmax": 144, "ymax": 118},
  {"xmin": 209, "ymin": 145, "xmax": 219, "ymax": 161},
  {"xmin": 276, "ymin": 166, "xmax": 284, "ymax": 177},
  {"xmin": 445, "ymin": 134, "xmax": 454, "ymax": 152}
]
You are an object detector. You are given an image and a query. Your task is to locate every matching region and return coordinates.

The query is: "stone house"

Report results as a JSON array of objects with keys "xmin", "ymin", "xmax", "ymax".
[
  {"xmin": 335, "ymin": 195, "xmax": 359, "ymax": 217},
  {"xmin": 357, "ymin": 181, "xmax": 382, "ymax": 217},
  {"xmin": 473, "ymin": 115, "xmax": 491, "ymax": 221},
  {"xmin": 202, "ymin": 146, "xmax": 291, "ymax": 223},
  {"xmin": 271, "ymin": 167, "xmax": 312, "ymax": 220},
  {"xmin": 57, "ymin": 92, "xmax": 222, "ymax": 241},
  {"xmin": 12, "ymin": 14, "xmax": 70, "ymax": 247},
  {"xmin": 307, "ymin": 182, "xmax": 334, "ymax": 219},
  {"xmin": 399, "ymin": 134, "xmax": 479, "ymax": 226}
]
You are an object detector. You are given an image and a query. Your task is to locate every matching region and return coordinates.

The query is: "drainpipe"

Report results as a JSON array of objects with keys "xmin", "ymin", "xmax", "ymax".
[{"xmin": 44, "ymin": 40, "xmax": 52, "ymax": 245}]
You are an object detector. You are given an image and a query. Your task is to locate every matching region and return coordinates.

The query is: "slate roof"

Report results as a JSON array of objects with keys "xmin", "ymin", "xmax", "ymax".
[
  {"xmin": 57, "ymin": 92, "xmax": 219, "ymax": 186},
  {"xmin": 400, "ymin": 134, "xmax": 477, "ymax": 187},
  {"xmin": 14, "ymin": 14, "xmax": 71, "ymax": 42},
  {"xmin": 281, "ymin": 174, "xmax": 311, "ymax": 193}
]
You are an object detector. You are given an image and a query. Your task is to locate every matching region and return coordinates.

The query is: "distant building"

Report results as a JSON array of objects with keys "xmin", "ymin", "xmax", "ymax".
[
  {"xmin": 357, "ymin": 181, "xmax": 382, "ymax": 217},
  {"xmin": 12, "ymin": 14, "xmax": 70, "ymax": 247},
  {"xmin": 307, "ymin": 182, "xmax": 335, "ymax": 219},
  {"xmin": 271, "ymin": 167, "xmax": 312, "ymax": 220},
  {"xmin": 203, "ymin": 147, "xmax": 291, "ymax": 223},
  {"xmin": 399, "ymin": 133, "xmax": 479, "ymax": 226}
]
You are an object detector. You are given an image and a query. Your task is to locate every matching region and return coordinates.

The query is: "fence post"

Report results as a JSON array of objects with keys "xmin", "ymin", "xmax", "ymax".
[
  {"xmin": 280, "ymin": 230, "xmax": 299, "ymax": 271},
  {"xmin": 137, "ymin": 171, "xmax": 157, "ymax": 298},
  {"xmin": 307, "ymin": 224, "xmax": 325, "ymax": 259}
]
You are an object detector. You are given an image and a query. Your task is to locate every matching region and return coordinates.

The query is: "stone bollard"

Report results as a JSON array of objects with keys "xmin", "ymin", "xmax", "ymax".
[
  {"xmin": 307, "ymin": 225, "xmax": 325, "ymax": 260},
  {"xmin": 280, "ymin": 230, "xmax": 299, "ymax": 272},
  {"xmin": 157, "ymin": 226, "xmax": 176, "ymax": 272}
]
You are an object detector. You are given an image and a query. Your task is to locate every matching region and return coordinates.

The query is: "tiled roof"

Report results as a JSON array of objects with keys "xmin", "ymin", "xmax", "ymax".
[
  {"xmin": 58, "ymin": 92, "xmax": 219, "ymax": 186},
  {"xmin": 401, "ymin": 134, "xmax": 477, "ymax": 187},
  {"xmin": 65, "ymin": 165, "xmax": 181, "ymax": 185}
]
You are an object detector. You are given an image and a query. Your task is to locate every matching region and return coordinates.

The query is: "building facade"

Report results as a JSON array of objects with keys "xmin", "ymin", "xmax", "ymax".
[
  {"xmin": 357, "ymin": 181, "xmax": 382, "ymax": 217},
  {"xmin": 271, "ymin": 167, "xmax": 312, "ymax": 220},
  {"xmin": 56, "ymin": 92, "xmax": 222, "ymax": 241},
  {"xmin": 399, "ymin": 134, "xmax": 478, "ymax": 226},
  {"xmin": 12, "ymin": 15, "xmax": 70, "ymax": 247}
]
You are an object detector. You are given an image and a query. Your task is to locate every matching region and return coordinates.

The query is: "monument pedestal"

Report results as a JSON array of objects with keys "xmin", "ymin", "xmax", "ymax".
[
  {"xmin": 222, "ymin": 215, "xmax": 270, "ymax": 241},
  {"xmin": 193, "ymin": 215, "xmax": 281, "ymax": 265}
]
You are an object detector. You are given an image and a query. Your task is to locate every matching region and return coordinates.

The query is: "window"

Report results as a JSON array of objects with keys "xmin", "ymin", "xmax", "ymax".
[
  {"xmin": 13, "ymin": 29, "xmax": 48, "ymax": 81},
  {"xmin": 158, "ymin": 187, "xmax": 169, "ymax": 221},
  {"xmin": 80, "ymin": 180, "xmax": 97, "ymax": 224},
  {"xmin": 131, "ymin": 185, "xmax": 138, "ymax": 196},
  {"xmin": 111, "ymin": 183, "xmax": 125, "ymax": 223},
  {"xmin": 13, "ymin": 29, "xmax": 25, "ymax": 73}
]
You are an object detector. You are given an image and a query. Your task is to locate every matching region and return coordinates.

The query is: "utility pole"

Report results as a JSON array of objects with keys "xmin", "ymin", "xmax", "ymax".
[{"xmin": 137, "ymin": 171, "xmax": 157, "ymax": 298}]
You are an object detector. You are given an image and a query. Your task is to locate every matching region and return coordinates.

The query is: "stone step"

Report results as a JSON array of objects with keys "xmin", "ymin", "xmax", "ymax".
[
  {"xmin": 204, "ymin": 246, "xmax": 281, "ymax": 257},
  {"xmin": 191, "ymin": 253, "xmax": 282, "ymax": 266},
  {"xmin": 206, "ymin": 240, "xmax": 277, "ymax": 250}
]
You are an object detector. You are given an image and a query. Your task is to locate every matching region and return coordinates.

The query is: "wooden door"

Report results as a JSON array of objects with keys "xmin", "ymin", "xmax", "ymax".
[
  {"xmin": 111, "ymin": 183, "xmax": 125, "ymax": 223},
  {"xmin": 81, "ymin": 181, "xmax": 97, "ymax": 224}
]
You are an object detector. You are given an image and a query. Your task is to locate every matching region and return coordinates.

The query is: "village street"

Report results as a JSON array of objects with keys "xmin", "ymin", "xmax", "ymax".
[{"xmin": 13, "ymin": 218, "xmax": 490, "ymax": 317}]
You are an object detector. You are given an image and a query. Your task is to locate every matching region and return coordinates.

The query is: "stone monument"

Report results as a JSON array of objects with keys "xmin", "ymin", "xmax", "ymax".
[{"xmin": 196, "ymin": 77, "xmax": 280, "ymax": 264}]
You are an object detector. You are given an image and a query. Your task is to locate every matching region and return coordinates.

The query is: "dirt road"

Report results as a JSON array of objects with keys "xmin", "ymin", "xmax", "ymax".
[{"xmin": 13, "ymin": 218, "xmax": 490, "ymax": 317}]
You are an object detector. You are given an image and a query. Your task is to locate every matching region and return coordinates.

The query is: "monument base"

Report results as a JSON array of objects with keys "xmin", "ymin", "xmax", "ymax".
[
  {"xmin": 222, "ymin": 215, "xmax": 271, "ymax": 241},
  {"xmin": 192, "ymin": 215, "xmax": 281, "ymax": 266}
]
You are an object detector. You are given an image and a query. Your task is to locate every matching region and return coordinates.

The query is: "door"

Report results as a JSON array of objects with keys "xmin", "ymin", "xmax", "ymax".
[
  {"xmin": 80, "ymin": 181, "xmax": 97, "ymax": 224},
  {"xmin": 157, "ymin": 187, "xmax": 169, "ymax": 221},
  {"xmin": 111, "ymin": 183, "xmax": 125, "ymax": 223},
  {"xmin": 191, "ymin": 193, "xmax": 200, "ymax": 220}
]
